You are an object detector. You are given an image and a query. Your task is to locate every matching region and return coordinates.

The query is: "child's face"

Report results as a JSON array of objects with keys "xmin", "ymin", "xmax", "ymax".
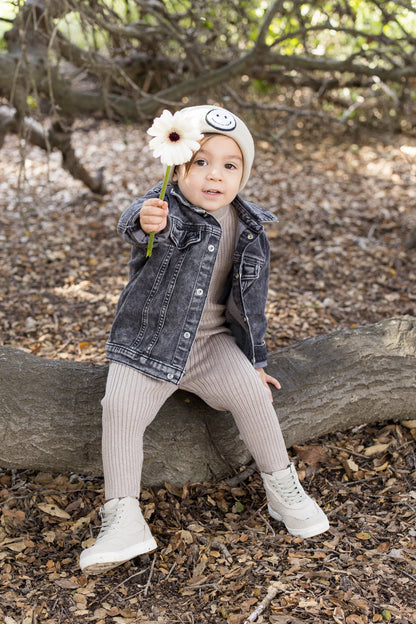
[{"xmin": 174, "ymin": 135, "xmax": 243, "ymax": 212}]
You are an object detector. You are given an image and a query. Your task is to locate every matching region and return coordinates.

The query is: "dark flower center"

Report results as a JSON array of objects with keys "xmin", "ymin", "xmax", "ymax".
[{"xmin": 169, "ymin": 131, "xmax": 180, "ymax": 142}]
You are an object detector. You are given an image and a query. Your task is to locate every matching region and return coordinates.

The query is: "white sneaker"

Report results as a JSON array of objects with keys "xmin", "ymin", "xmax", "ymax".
[
  {"xmin": 79, "ymin": 497, "xmax": 157, "ymax": 574},
  {"xmin": 261, "ymin": 463, "xmax": 329, "ymax": 538}
]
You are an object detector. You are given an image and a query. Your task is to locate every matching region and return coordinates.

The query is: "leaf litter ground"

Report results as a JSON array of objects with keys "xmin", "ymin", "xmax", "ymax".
[{"xmin": 0, "ymin": 120, "xmax": 415, "ymax": 623}]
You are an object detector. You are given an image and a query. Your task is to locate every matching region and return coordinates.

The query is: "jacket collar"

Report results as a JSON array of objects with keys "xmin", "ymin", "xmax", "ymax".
[
  {"xmin": 232, "ymin": 194, "xmax": 278, "ymax": 231},
  {"xmin": 168, "ymin": 183, "xmax": 278, "ymax": 231}
]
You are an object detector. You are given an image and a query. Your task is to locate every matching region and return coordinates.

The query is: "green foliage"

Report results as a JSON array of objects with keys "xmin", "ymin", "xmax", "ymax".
[
  {"xmin": 51, "ymin": 0, "xmax": 258, "ymax": 56},
  {"xmin": 1, "ymin": 0, "xmax": 415, "ymax": 130},
  {"xmin": 264, "ymin": 0, "xmax": 416, "ymax": 67},
  {"xmin": 0, "ymin": 0, "xmax": 17, "ymax": 48}
]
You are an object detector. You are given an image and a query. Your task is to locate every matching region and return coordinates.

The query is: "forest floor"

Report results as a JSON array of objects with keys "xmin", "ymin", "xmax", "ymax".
[{"xmin": 0, "ymin": 117, "xmax": 415, "ymax": 624}]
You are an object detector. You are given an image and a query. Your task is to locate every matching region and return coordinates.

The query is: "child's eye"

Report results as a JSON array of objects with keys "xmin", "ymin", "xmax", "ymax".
[
  {"xmin": 225, "ymin": 163, "xmax": 237, "ymax": 170},
  {"xmin": 194, "ymin": 159, "xmax": 207, "ymax": 166}
]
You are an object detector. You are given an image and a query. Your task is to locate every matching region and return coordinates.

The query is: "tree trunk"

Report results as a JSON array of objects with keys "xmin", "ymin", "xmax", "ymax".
[{"xmin": 0, "ymin": 316, "xmax": 414, "ymax": 486}]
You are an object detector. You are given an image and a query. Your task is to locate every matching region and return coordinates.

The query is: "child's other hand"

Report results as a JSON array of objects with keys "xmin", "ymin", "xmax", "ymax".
[
  {"xmin": 140, "ymin": 198, "xmax": 169, "ymax": 234},
  {"xmin": 256, "ymin": 368, "xmax": 281, "ymax": 402}
]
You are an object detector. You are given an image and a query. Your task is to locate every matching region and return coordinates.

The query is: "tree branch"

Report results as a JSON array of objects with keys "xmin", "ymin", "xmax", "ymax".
[
  {"xmin": 0, "ymin": 317, "xmax": 414, "ymax": 485},
  {"xmin": 0, "ymin": 105, "xmax": 106, "ymax": 193}
]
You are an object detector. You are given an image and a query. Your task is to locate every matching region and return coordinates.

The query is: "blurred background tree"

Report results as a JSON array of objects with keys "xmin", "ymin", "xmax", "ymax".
[{"xmin": 1, "ymin": 0, "xmax": 415, "ymax": 191}]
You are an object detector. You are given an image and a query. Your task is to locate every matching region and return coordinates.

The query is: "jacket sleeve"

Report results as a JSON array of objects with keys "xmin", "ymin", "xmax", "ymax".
[
  {"xmin": 249, "ymin": 233, "xmax": 271, "ymax": 369},
  {"xmin": 227, "ymin": 229, "xmax": 272, "ymax": 369}
]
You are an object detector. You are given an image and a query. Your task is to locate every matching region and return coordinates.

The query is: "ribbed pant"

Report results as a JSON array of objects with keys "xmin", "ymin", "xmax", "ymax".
[{"xmin": 102, "ymin": 333, "xmax": 290, "ymax": 499}]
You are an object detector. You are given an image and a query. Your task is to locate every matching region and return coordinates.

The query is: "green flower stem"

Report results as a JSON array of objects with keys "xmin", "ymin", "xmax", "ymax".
[
  {"xmin": 146, "ymin": 165, "xmax": 172, "ymax": 258},
  {"xmin": 146, "ymin": 231, "xmax": 155, "ymax": 258}
]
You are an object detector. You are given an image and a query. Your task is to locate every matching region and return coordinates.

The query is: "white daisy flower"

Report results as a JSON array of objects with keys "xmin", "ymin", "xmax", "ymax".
[
  {"xmin": 147, "ymin": 109, "xmax": 203, "ymax": 166},
  {"xmin": 145, "ymin": 109, "xmax": 202, "ymax": 257}
]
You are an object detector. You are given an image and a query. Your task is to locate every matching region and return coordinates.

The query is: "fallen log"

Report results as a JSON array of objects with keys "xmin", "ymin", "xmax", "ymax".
[{"xmin": 0, "ymin": 316, "xmax": 415, "ymax": 486}]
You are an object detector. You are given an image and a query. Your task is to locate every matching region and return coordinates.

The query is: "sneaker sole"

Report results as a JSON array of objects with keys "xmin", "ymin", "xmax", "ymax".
[
  {"xmin": 80, "ymin": 537, "xmax": 157, "ymax": 575},
  {"xmin": 267, "ymin": 504, "xmax": 329, "ymax": 539}
]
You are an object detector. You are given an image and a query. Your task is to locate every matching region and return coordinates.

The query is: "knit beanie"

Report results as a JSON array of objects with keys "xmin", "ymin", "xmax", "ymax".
[{"xmin": 178, "ymin": 105, "xmax": 255, "ymax": 191}]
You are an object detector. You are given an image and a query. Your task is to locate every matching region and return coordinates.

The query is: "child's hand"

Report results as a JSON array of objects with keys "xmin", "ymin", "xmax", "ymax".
[
  {"xmin": 256, "ymin": 368, "xmax": 281, "ymax": 402},
  {"xmin": 140, "ymin": 198, "xmax": 169, "ymax": 234}
]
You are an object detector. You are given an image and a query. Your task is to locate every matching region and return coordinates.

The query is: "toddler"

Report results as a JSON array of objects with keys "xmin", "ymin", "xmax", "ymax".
[{"xmin": 79, "ymin": 105, "xmax": 329, "ymax": 575}]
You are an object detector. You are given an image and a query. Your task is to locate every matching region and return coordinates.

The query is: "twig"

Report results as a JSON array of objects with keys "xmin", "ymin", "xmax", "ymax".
[
  {"xmin": 256, "ymin": 509, "xmax": 276, "ymax": 537},
  {"xmin": 165, "ymin": 561, "xmax": 177, "ymax": 580},
  {"xmin": 196, "ymin": 535, "xmax": 233, "ymax": 561},
  {"xmin": 93, "ymin": 568, "xmax": 149, "ymax": 604},
  {"xmin": 243, "ymin": 581, "xmax": 282, "ymax": 622},
  {"xmin": 226, "ymin": 462, "xmax": 257, "ymax": 487},
  {"xmin": 327, "ymin": 500, "xmax": 354, "ymax": 518},
  {"xmin": 326, "ymin": 443, "xmax": 370, "ymax": 460},
  {"xmin": 144, "ymin": 554, "xmax": 157, "ymax": 597},
  {"xmin": 390, "ymin": 562, "xmax": 416, "ymax": 583},
  {"xmin": 342, "ymin": 474, "xmax": 384, "ymax": 486},
  {"xmin": 185, "ymin": 583, "xmax": 219, "ymax": 590},
  {"xmin": 52, "ymin": 340, "xmax": 73, "ymax": 356}
]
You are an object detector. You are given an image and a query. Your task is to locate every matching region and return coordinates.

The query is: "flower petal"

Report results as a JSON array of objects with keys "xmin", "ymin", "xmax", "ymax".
[{"xmin": 146, "ymin": 109, "xmax": 203, "ymax": 166}]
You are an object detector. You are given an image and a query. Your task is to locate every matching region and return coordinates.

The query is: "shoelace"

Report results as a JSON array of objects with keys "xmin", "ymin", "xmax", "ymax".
[
  {"xmin": 95, "ymin": 503, "xmax": 122, "ymax": 541},
  {"xmin": 270, "ymin": 471, "xmax": 307, "ymax": 505}
]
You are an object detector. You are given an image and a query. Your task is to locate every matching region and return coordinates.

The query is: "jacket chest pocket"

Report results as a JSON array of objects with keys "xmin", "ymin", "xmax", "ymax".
[
  {"xmin": 170, "ymin": 220, "xmax": 202, "ymax": 249},
  {"xmin": 240, "ymin": 255, "xmax": 263, "ymax": 289}
]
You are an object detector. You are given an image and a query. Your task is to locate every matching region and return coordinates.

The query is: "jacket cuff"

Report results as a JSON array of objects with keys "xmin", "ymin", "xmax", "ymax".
[
  {"xmin": 254, "ymin": 342, "xmax": 268, "ymax": 368},
  {"xmin": 132, "ymin": 217, "xmax": 171, "ymax": 246}
]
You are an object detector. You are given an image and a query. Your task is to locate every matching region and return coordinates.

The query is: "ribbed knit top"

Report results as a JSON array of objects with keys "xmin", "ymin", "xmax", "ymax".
[{"xmin": 196, "ymin": 205, "xmax": 238, "ymax": 337}]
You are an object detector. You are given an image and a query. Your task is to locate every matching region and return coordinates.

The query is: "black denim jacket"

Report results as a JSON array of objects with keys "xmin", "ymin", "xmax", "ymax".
[{"xmin": 105, "ymin": 183, "xmax": 277, "ymax": 384}]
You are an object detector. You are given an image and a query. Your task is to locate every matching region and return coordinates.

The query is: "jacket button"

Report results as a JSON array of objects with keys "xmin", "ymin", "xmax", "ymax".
[
  {"xmin": 208, "ymin": 245, "xmax": 215, "ymax": 252},
  {"xmin": 196, "ymin": 288, "xmax": 203, "ymax": 296},
  {"xmin": 234, "ymin": 273, "xmax": 239, "ymax": 279},
  {"xmin": 167, "ymin": 373, "xmax": 174, "ymax": 380},
  {"xmin": 247, "ymin": 233, "xmax": 254, "ymax": 240},
  {"xmin": 184, "ymin": 332, "xmax": 191, "ymax": 339}
]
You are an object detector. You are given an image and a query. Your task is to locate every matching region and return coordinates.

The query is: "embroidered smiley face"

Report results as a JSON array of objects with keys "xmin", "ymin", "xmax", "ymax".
[{"xmin": 205, "ymin": 108, "xmax": 237, "ymax": 132}]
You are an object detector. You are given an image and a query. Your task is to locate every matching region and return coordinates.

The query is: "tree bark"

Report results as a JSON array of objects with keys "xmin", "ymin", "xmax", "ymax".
[
  {"xmin": 0, "ymin": 106, "xmax": 106, "ymax": 193},
  {"xmin": 0, "ymin": 316, "xmax": 414, "ymax": 486}
]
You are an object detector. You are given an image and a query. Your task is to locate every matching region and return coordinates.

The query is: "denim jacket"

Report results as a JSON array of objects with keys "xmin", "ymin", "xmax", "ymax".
[{"xmin": 106, "ymin": 183, "xmax": 278, "ymax": 384}]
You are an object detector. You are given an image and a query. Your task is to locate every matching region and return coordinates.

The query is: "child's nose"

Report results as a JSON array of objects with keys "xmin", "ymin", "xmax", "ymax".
[{"xmin": 207, "ymin": 165, "xmax": 222, "ymax": 180}]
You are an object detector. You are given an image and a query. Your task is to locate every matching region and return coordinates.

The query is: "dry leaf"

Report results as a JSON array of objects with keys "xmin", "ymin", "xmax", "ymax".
[
  {"xmin": 42, "ymin": 530, "xmax": 56, "ymax": 543},
  {"xmin": 55, "ymin": 578, "xmax": 79, "ymax": 589},
  {"xmin": 3, "ymin": 540, "xmax": 28, "ymax": 553},
  {"xmin": 37, "ymin": 503, "xmax": 71, "ymax": 519},
  {"xmin": 333, "ymin": 605, "xmax": 346, "ymax": 624},
  {"xmin": 373, "ymin": 461, "xmax": 389, "ymax": 472},
  {"xmin": 292, "ymin": 444, "xmax": 328, "ymax": 466},
  {"xmin": 363, "ymin": 443, "xmax": 390, "ymax": 456}
]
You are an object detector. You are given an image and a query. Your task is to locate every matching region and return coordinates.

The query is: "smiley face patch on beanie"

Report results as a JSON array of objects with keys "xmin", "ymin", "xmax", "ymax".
[{"xmin": 205, "ymin": 109, "xmax": 237, "ymax": 132}]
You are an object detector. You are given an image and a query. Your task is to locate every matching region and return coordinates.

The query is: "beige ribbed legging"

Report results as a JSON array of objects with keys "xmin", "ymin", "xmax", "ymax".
[
  {"xmin": 102, "ymin": 333, "xmax": 290, "ymax": 499},
  {"xmin": 102, "ymin": 204, "xmax": 290, "ymax": 499}
]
